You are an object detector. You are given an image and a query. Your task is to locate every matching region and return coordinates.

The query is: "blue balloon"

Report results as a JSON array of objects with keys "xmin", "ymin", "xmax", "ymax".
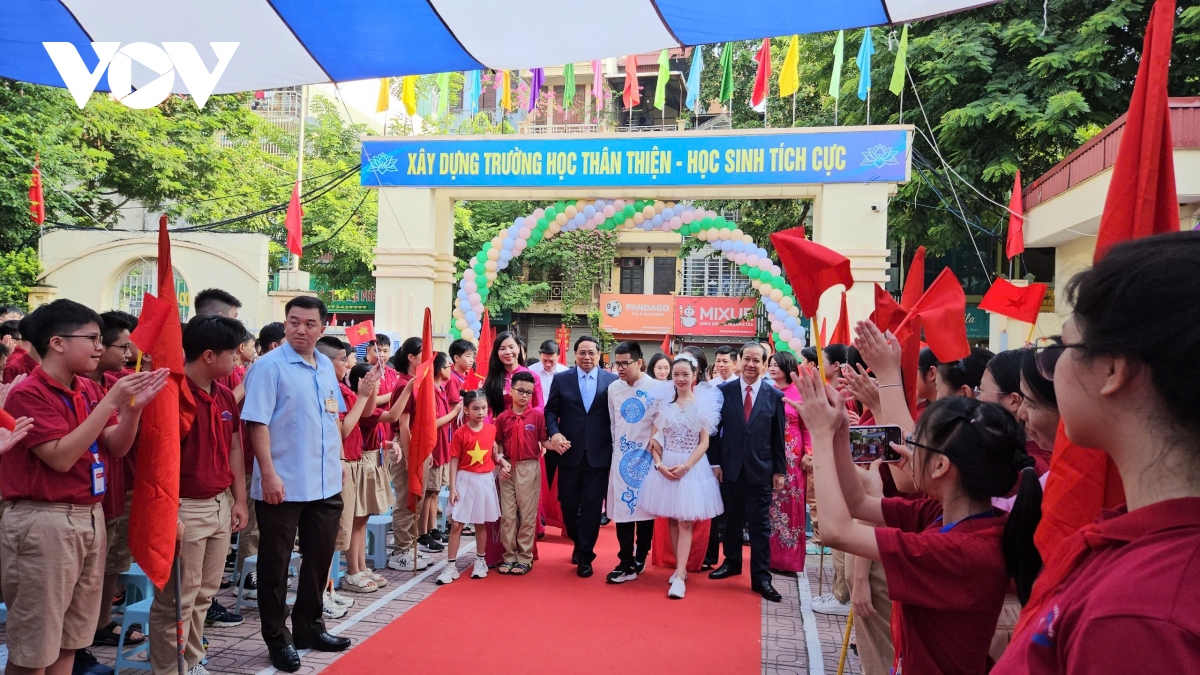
[
  {"xmin": 502, "ymin": 238, "xmax": 515, "ymax": 250},
  {"xmin": 513, "ymin": 217, "xmax": 524, "ymax": 227},
  {"xmin": 775, "ymin": 309, "xmax": 790, "ymax": 321},
  {"xmin": 497, "ymin": 260, "xmax": 509, "ymax": 270},
  {"xmin": 465, "ymin": 312, "xmax": 477, "ymax": 324},
  {"xmin": 765, "ymin": 300, "xmax": 779, "ymax": 312},
  {"xmin": 731, "ymin": 241, "xmax": 745, "ymax": 253},
  {"xmin": 662, "ymin": 208, "xmax": 674, "ymax": 220},
  {"xmin": 574, "ymin": 213, "xmax": 587, "ymax": 225},
  {"xmin": 583, "ymin": 205, "xmax": 596, "ymax": 218},
  {"xmin": 757, "ymin": 248, "xmax": 770, "ymax": 259},
  {"xmin": 784, "ymin": 316, "xmax": 800, "ymax": 330},
  {"xmin": 651, "ymin": 214, "xmax": 664, "ymax": 226},
  {"xmin": 499, "ymin": 250, "xmax": 513, "ymax": 261}
]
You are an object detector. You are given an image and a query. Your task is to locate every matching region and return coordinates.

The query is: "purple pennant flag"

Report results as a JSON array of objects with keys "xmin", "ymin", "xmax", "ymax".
[{"xmin": 528, "ymin": 67, "xmax": 544, "ymax": 112}]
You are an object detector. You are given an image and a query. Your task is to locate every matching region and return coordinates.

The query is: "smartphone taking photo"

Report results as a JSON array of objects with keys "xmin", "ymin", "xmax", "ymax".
[{"xmin": 849, "ymin": 425, "xmax": 903, "ymax": 464}]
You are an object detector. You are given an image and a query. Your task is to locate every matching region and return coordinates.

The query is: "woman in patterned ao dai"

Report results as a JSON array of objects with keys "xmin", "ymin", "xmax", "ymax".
[{"xmin": 642, "ymin": 354, "xmax": 724, "ymax": 600}]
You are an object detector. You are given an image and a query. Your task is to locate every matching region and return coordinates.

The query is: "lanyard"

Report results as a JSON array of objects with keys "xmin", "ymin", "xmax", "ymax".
[
  {"xmin": 936, "ymin": 510, "xmax": 994, "ymax": 533},
  {"xmin": 57, "ymin": 393, "xmax": 101, "ymax": 463}
]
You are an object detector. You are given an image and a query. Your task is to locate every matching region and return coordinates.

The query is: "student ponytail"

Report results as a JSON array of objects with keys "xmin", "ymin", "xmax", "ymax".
[{"xmin": 1004, "ymin": 465, "xmax": 1043, "ymax": 604}]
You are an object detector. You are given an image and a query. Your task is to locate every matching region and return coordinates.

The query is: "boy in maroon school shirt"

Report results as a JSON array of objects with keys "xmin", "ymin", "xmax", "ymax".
[
  {"xmin": 147, "ymin": 314, "xmax": 250, "ymax": 674},
  {"xmin": 3, "ymin": 314, "xmax": 41, "ymax": 384},
  {"xmin": 0, "ymin": 300, "xmax": 168, "ymax": 675},
  {"xmin": 493, "ymin": 370, "xmax": 551, "ymax": 574}
]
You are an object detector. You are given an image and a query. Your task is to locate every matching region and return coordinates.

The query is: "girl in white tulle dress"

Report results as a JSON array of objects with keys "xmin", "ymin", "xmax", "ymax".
[{"xmin": 642, "ymin": 353, "xmax": 724, "ymax": 599}]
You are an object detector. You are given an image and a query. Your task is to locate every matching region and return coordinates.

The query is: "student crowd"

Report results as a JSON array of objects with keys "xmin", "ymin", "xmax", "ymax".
[{"xmin": 0, "ymin": 232, "xmax": 1196, "ymax": 675}]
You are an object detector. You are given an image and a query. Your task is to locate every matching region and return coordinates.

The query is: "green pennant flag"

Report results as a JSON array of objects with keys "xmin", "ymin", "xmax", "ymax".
[
  {"xmin": 889, "ymin": 25, "xmax": 908, "ymax": 96},
  {"xmin": 654, "ymin": 49, "xmax": 670, "ymax": 110},
  {"xmin": 564, "ymin": 62, "xmax": 576, "ymax": 108},
  {"xmin": 719, "ymin": 43, "xmax": 734, "ymax": 103},
  {"xmin": 829, "ymin": 30, "xmax": 845, "ymax": 100},
  {"xmin": 436, "ymin": 71, "xmax": 450, "ymax": 117}
]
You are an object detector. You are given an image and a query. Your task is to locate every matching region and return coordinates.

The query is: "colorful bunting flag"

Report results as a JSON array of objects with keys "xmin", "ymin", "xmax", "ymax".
[
  {"xmin": 436, "ymin": 72, "xmax": 450, "ymax": 118},
  {"xmin": 856, "ymin": 27, "xmax": 875, "ymax": 101},
  {"xmin": 654, "ymin": 49, "xmax": 669, "ymax": 110},
  {"xmin": 563, "ymin": 63, "xmax": 575, "ymax": 108},
  {"xmin": 528, "ymin": 67, "xmax": 544, "ymax": 113},
  {"xmin": 751, "ymin": 39, "xmax": 771, "ymax": 112},
  {"xmin": 500, "ymin": 70, "xmax": 512, "ymax": 112},
  {"xmin": 401, "ymin": 75, "xmax": 417, "ymax": 116},
  {"xmin": 591, "ymin": 60, "xmax": 604, "ymax": 112},
  {"xmin": 779, "ymin": 35, "xmax": 800, "ymax": 98},
  {"xmin": 685, "ymin": 46, "xmax": 704, "ymax": 110},
  {"xmin": 465, "ymin": 70, "xmax": 481, "ymax": 115},
  {"xmin": 623, "ymin": 54, "xmax": 640, "ymax": 109},
  {"xmin": 29, "ymin": 156, "xmax": 44, "ymax": 225},
  {"xmin": 829, "ymin": 31, "xmax": 845, "ymax": 99},
  {"xmin": 889, "ymin": 25, "xmax": 908, "ymax": 96},
  {"xmin": 719, "ymin": 43, "xmax": 734, "ymax": 103},
  {"xmin": 376, "ymin": 77, "xmax": 390, "ymax": 113}
]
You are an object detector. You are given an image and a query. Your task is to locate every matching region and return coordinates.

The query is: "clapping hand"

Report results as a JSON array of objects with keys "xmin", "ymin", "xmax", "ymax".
[
  {"xmin": 852, "ymin": 321, "xmax": 902, "ymax": 383},
  {"xmin": 109, "ymin": 369, "xmax": 171, "ymax": 413},
  {"xmin": 356, "ymin": 369, "xmax": 381, "ymax": 399},
  {"xmin": 787, "ymin": 367, "xmax": 850, "ymax": 446},
  {"xmin": 0, "ymin": 373, "xmax": 26, "ymax": 409},
  {"xmin": 0, "ymin": 416, "xmax": 34, "ymax": 456},
  {"xmin": 840, "ymin": 364, "xmax": 881, "ymax": 414}
]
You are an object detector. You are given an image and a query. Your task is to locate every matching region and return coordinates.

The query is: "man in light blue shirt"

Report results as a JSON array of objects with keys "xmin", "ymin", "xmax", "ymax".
[{"xmin": 242, "ymin": 296, "xmax": 349, "ymax": 671}]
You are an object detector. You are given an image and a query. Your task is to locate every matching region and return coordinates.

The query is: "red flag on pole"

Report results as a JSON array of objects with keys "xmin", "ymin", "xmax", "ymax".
[
  {"xmin": 751, "ymin": 38, "xmax": 772, "ymax": 111},
  {"xmin": 407, "ymin": 309, "xmax": 437, "ymax": 510},
  {"xmin": 896, "ymin": 268, "xmax": 970, "ymax": 362},
  {"xmin": 328, "ymin": 313, "xmax": 337, "ymax": 327},
  {"xmin": 1018, "ymin": 0, "xmax": 1177, "ymax": 638},
  {"xmin": 623, "ymin": 54, "xmax": 640, "ymax": 109},
  {"xmin": 345, "ymin": 320, "xmax": 376, "ymax": 347},
  {"xmin": 285, "ymin": 181, "xmax": 304, "ymax": 257},
  {"xmin": 29, "ymin": 156, "xmax": 45, "ymax": 225},
  {"xmin": 1006, "ymin": 171, "xmax": 1026, "ymax": 260},
  {"xmin": 660, "ymin": 333, "xmax": 672, "ymax": 357},
  {"xmin": 770, "ymin": 228, "xmax": 854, "ymax": 318},
  {"xmin": 869, "ymin": 284, "xmax": 906, "ymax": 333},
  {"xmin": 900, "ymin": 246, "xmax": 925, "ymax": 311},
  {"xmin": 475, "ymin": 310, "xmax": 493, "ymax": 379},
  {"xmin": 829, "ymin": 292, "xmax": 851, "ymax": 345},
  {"xmin": 818, "ymin": 318, "xmax": 827, "ymax": 349},
  {"xmin": 557, "ymin": 325, "xmax": 570, "ymax": 365},
  {"xmin": 127, "ymin": 215, "xmax": 196, "ymax": 589},
  {"xmin": 978, "ymin": 279, "xmax": 1047, "ymax": 325}
]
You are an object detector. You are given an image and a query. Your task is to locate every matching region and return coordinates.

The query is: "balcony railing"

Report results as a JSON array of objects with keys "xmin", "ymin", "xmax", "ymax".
[
  {"xmin": 517, "ymin": 122, "xmax": 606, "ymax": 135},
  {"xmin": 529, "ymin": 279, "xmax": 611, "ymax": 304},
  {"xmin": 616, "ymin": 122, "xmax": 685, "ymax": 133}
]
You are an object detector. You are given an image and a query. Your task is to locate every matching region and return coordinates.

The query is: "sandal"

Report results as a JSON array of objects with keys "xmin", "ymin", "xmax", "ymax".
[
  {"xmin": 94, "ymin": 621, "xmax": 145, "ymax": 647},
  {"xmin": 509, "ymin": 563, "xmax": 531, "ymax": 575},
  {"xmin": 497, "ymin": 562, "xmax": 514, "ymax": 575},
  {"xmin": 367, "ymin": 570, "xmax": 388, "ymax": 588},
  {"xmin": 341, "ymin": 572, "xmax": 379, "ymax": 594}
]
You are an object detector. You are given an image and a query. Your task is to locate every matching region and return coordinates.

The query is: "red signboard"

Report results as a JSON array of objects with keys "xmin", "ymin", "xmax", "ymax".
[{"xmin": 674, "ymin": 296, "xmax": 757, "ymax": 336}]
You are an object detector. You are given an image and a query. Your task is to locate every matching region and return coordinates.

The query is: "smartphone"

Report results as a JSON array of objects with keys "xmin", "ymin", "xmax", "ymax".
[{"xmin": 848, "ymin": 425, "xmax": 904, "ymax": 464}]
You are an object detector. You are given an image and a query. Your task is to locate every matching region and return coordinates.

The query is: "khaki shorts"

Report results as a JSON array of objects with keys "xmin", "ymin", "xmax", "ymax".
[
  {"xmin": 1, "ymin": 501, "xmax": 106, "ymax": 669},
  {"xmin": 337, "ymin": 459, "xmax": 363, "ymax": 551},
  {"xmin": 424, "ymin": 460, "xmax": 448, "ymax": 493},
  {"xmin": 105, "ymin": 512, "xmax": 132, "ymax": 575}
]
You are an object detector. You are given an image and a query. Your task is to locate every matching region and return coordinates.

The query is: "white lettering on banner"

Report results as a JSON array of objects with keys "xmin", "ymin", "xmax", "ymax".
[
  {"xmin": 43, "ymin": 42, "xmax": 238, "ymax": 109},
  {"xmin": 626, "ymin": 304, "xmax": 671, "ymax": 312},
  {"xmin": 699, "ymin": 306, "xmax": 754, "ymax": 323}
]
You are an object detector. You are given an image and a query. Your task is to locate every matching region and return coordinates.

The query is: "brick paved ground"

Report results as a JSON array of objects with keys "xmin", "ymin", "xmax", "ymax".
[{"xmin": 1, "ymin": 538, "xmax": 862, "ymax": 674}]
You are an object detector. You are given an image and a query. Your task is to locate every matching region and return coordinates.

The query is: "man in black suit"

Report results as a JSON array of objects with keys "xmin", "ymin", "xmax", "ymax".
[
  {"xmin": 544, "ymin": 335, "xmax": 617, "ymax": 578},
  {"xmin": 707, "ymin": 341, "xmax": 787, "ymax": 601}
]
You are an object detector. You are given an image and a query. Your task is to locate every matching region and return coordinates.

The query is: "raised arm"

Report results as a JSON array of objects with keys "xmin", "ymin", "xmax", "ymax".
[{"xmin": 852, "ymin": 321, "xmax": 915, "ymax": 432}]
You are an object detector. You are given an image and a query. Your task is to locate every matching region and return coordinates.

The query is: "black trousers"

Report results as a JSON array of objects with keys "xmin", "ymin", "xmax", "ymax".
[
  {"xmin": 556, "ymin": 461, "xmax": 608, "ymax": 564},
  {"xmin": 615, "ymin": 520, "xmax": 654, "ymax": 567},
  {"xmin": 720, "ymin": 474, "xmax": 772, "ymax": 584},
  {"xmin": 254, "ymin": 494, "xmax": 342, "ymax": 650},
  {"xmin": 706, "ymin": 511, "xmax": 726, "ymax": 562}
]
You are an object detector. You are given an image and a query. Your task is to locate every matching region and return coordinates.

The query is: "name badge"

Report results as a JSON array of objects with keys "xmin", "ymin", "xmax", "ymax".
[
  {"xmin": 325, "ymin": 397, "xmax": 338, "ymax": 414},
  {"xmin": 91, "ymin": 460, "xmax": 106, "ymax": 496}
]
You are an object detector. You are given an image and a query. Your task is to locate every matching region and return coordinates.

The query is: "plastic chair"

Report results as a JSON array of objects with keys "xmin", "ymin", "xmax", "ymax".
[
  {"xmin": 329, "ymin": 549, "xmax": 347, "ymax": 589},
  {"xmin": 114, "ymin": 598, "xmax": 152, "ymax": 674},
  {"xmin": 119, "ymin": 563, "xmax": 157, "ymax": 607},
  {"xmin": 235, "ymin": 552, "xmax": 300, "ymax": 615},
  {"xmin": 0, "ymin": 602, "xmax": 7, "ymax": 623},
  {"xmin": 437, "ymin": 487, "xmax": 449, "ymax": 531},
  {"xmin": 365, "ymin": 515, "xmax": 392, "ymax": 570}
]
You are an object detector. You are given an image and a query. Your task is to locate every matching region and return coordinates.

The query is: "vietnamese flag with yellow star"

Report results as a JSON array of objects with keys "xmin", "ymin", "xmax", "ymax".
[{"xmin": 345, "ymin": 320, "xmax": 376, "ymax": 348}]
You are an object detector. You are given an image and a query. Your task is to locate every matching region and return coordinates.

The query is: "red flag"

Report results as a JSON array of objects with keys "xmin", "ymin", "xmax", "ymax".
[
  {"xmin": 1006, "ymin": 171, "xmax": 1026, "ymax": 259},
  {"xmin": 978, "ymin": 279, "xmax": 1047, "ymax": 325},
  {"xmin": 660, "ymin": 333, "xmax": 672, "ymax": 357},
  {"xmin": 29, "ymin": 157, "xmax": 45, "ymax": 225},
  {"xmin": 829, "ymin": 292, "xmax": 850, "ymax": 345},
  {"xmin": 900, "ymin": 246, "xmax": 925, "ymax": 311},
  {"xmin": 623, "ymin": 54, "xmax": 640, "ymax": 109},
  {"xmin": 1094, "ymin": 0, "xmax": 1179, "ymax": 263},
  {"xmin": 870, "ymin": 284, "xmax": 906, "ymax": 333},
  {"xmin": 818, "ymin": 318, "xmax": 827, "ymax": 349},
  {"xmin": 127, "ymin": 215, "xmax": 197, "ymax": 589},
  {"xmin": 328, "ymin": 313, "xmax": 338, "ymax": 327},
  {"xmin": 896, "ymin": 318, "xmax": 922, "ymax": 417},
  {"xmin": 475, "ymin": 310, "xmax": 493, "ymax": 378},
  {"xmin": 285, "ymin": 180, "xmax": 304, "ymax": 257},
  {"xmin": 558, "ymin": 325, "xmax": 570, "ymax": 365},
  {"xmin": 751, "ymin": 38, "xmax": 771, "ymax": 110},
  {"xmin": 771, "ymin": 227, "xmax": 854, "ymax": 318},
  {"xmin": 897, "ymin": 268, "xmax": 970, "ymax": 362},
  {"xmin": 407, "ymin": 309, "xmax": 437, "ymax": 510},
  {"xmin": 345, "ymin": 320, "xmax": 376, "ymax": 347}
]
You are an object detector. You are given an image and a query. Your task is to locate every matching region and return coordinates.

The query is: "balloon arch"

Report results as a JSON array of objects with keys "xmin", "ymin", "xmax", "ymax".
[{"xmin": 451, "ymin": 199, "xmax": 808, "ymax": 355}]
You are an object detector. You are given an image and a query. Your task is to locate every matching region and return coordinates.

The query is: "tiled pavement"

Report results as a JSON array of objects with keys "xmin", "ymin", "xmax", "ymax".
[{"xmin": 1, "ymin": 540, "xmax": 863, "ymax": 674}]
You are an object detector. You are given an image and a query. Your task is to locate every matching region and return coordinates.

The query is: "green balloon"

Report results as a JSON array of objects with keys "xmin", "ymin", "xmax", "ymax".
[
  {"xmin": 739, "ymin": 264, "xmax": 750, "ymax": 275},
  {"xmin": 536, "ymin": 217, "xmax": 548, "ymax": 229},
  {"xmin": 680, "ymin": 224, "xmax": 692, "ymax": 236},
  {"xmin": 772, "ymin": 331, "xmax": 781, "ymax": 342},
  {"xmin": 473, "ymin": 262, "xmax": 486, "ymax": 275},
  {"xmin": 623, "ymin": 204, "xmax": 635, "ymax": 217},
  {"xmin": 634, "ymin": 200, "xmax": 645, "ymax": 211},
  {"xmin": 748, "ymin": 268, "xmax": 761, "ymax": 280},
  {"xmin": 714, "ymin": 216, "xmax": 727, "ymax": 228},
  {"xmin": 482, "ymin": 242, "xmax": 492, "ymax": 251},
  {"xmin": 782, "ymin": 284, "xmax": 793, "ymax": 295},
  {"xmin": 554, "ymin": 201, "xmax": 566, "ymax": 213},
  {"xmin": 544, "ymin": 207, "xmax": 557, "ymax": 220},
  {"xmin": 700, "ymin": 217, "xmax": 713, "ymax": 229},
  {"xmin": 614, "ymin": 213, "xmax": 626, "ymax": 225}
]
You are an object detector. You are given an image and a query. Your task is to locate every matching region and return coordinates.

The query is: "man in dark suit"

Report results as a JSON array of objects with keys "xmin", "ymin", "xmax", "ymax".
[
  {"xmin": 544, "ymin": 335, "xmax": 617, "ymax": 578},
  {"xmin": 707, "ymin": 341, "xmax": 787, "ymax": 601}
]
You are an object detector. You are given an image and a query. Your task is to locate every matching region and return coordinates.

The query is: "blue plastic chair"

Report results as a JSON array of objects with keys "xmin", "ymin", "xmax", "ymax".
[{"xmin": 114, "ymin": 598, "xmax": 152, "ymax": 674}]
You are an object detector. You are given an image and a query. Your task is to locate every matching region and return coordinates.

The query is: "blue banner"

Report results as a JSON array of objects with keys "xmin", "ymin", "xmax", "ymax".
[{"xmin": 360, "ymin": 129, "xmax": 910, "ymax": 189}]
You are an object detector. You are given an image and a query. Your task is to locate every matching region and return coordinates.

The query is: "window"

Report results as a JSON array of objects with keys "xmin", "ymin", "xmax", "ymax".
[
  {"xmin": 617, "ymin": 257, "xmax": 644, "ymax": 294},
  {"xmin": 681, "ymin": 248, "xmax": 750, "ymax": 297},
  {"xmin": 653, "ymin": 257, "xmax": 676, "ymax": 295},
  {"xmin": 113, "ymin": 259, "xmax": 190, "ymax": 320}
]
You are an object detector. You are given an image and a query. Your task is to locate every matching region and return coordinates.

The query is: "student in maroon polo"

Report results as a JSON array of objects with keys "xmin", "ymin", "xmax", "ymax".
[
  {"xmin": 0, "ymin": 300, "xmax": 167, "ymax": 675},
  {"xmin": 994, "ymin": 234, "xmax": 1200, "ymax": 673}
]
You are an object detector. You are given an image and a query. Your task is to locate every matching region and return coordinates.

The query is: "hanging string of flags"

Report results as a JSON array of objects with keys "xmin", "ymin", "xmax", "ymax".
[{"xmin": 373, "ymin": 28, "xmax": 911, "ymax": 122}]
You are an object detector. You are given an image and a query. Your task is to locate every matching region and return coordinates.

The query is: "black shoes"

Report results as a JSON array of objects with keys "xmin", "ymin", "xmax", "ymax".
[
  {"xmin": 269, "ymin": 645, "xmax": 301, "ymax": 672},
  {"xmin": 606, "ymin": 563, "xmax": 637, "ymax": 584},
  {"xmin": 599, "ymin": 515, "xmax": 611, "ymax": 526},
  {"xmin": 576, "ymin": 562, "xmax": 594, "ymax": 578},
  {"xmin": 417, "ymin": 533, "xmax": 445, "ymax": 553},
  {"xmin": 634, "ymin": 557, "xmax": 646, "ymax": 575},
  {"xmin": 205, "ymin": 600, "xmax": 244, "ymax": 627},
  {"xmin": 571, "ymin": 551, "xmax": 580, "ymax": 565},
  {"xmin": 701, "ymin": 554, "xmax": 718, "ymax": 570},
  {"xmin": 755, "ymin": 579, "xmax": 783, "ymax": 602},
  {"xmin": 294, "ymin": 632, "xmax": 352, "ymax": 652},
  {"xmin": 708, "ymin": 561, "xmax": 743, "ymax": 579}
]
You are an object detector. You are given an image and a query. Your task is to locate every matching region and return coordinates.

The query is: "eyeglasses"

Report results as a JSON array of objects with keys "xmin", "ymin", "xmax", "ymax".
[
  {"xmin": 904, "ymin": 434, "xmax": 942, "ymax": 455},
  {"xmin": 58, "ymin": 334, "xmax": 103, "ymax": 347},
  {"xmin": 1032, "ymin": 336, "xmax": 1086, "ymax": 381},
  {"xmin": 110, "ymin": 342, "xmax": 133, "ymax": 353},
  {"xmin": 511, "ymin": 388, "xmax": 535, "ymax": 397},
  {"xmin": 612, "ymin": 360, "xmax": 634, "ymax": 370},
  {"xmin": 973, "ymin": 387, "xmax": 1022, "ymax": 399}
]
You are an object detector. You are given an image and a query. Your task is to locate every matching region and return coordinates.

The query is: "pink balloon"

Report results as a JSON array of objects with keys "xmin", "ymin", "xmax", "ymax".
[
  {"xmin": 613, "ymin": 199, "xmax": 625, "ymax": 210},
  {"xmin": 593, "ymin": 213, "xmax": 606, "ymax": 225},
  {"xmin": 681, "ymin": 211, "xmax": 694, "ymax": 224},
  {"xmin": 518, "ymin": 227, "xmax": 531, "ymax": 239},
  {"xmin": 532, "ymin": 208, "xmax": 545, "ymax": 219},
  {"xmin": 524, "ymin": 215, "xmax": 537, "ymax": 228},
  {"xmin": 468, "ymin": 292, "xmax": 482, "ymax": 305},
  {"xmin": 669, "ymin": 216, "xmax": 682, "ymax": 229},
  {"xmin": 603, "ymin": 205, "xmax": 615, "ymax": 218}
]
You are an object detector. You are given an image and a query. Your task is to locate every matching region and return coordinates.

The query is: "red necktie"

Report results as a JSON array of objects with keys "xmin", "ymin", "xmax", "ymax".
[{"xmin": 744, "ymin": 385, "xmax": 753, "ymax": 423}]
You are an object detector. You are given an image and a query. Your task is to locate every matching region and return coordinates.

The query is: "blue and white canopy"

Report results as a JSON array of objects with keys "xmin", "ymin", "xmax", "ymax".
[{"xmin": 1, "ymin": 0, "xmax": 997, "ymax": 94}]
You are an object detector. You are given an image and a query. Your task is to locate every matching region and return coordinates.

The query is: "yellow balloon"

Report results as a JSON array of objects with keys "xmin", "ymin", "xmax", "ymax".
[
  {"xmin": 548, "ymin": 223, "xmax": 561, "ymax": 234},
  {"xmin": 718, "ymin": 229, "xmax": 731, "ymax": 240},
  {"xmin": 769, "ymin": 288, "xmax": 784, "ymax": 302},
  {"xmin": 486, "ymin": 248, "xmax": 500, "ymax": 261},
  {"xmin": 565, "ymin": 205, "xmax": 578, "ymax": 217},
  {"xmin": 452, "ymin": 308, "xmax": 464, "ymax": 319},
  {"xmin": 742, "ymin": 234, "xmax": 754, "ymax": 244},
  {"xmin": 695, "ymin": 228, "xmax": 708, "ymax": 241},
  {"xmin": 654, "ymin": 201, "xmax": 665, "ymax": 214},
  {"xmin": 707, "ymin": 228, "xmax": 720, "ymax": 240},
  {"xmin": 485, "ymin": 271, "xmax": 497, "ymax": 282},
  {"xmin": 462, "ymin": 329, "xmax": 476, "ymax": 341},
  {"xmin": 455, "ymin": 318, "xmax": 467, "ymax": 330},
  {"xmin": 731, "ymin": 229, "xmax": 743, "ymax": 239},
  {"xmin": 485, "ymin": 260, "xmax": 498, "ymax": 272},
  {"xmin": 788, "ymin": 306, "xmax": 801, "ymax": 318},
  {"xmin": 779, "ymin": 297, "xmax": 794, "ymax": 310},
  {"xmin": 633, "ymin": 213, "xmax": 645, "ymax": 225}
]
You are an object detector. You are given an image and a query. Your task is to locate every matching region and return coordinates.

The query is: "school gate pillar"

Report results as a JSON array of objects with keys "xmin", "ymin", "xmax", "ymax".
[
  {"xmin": 810, "ymin": 182, "xmax": 895, "ymax": 335},
  {"xmin": 373, "ymin": 187, "xmax": 456, "ymax": 340}
]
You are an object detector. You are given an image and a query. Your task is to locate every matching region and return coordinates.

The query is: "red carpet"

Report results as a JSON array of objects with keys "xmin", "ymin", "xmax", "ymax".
[{"xmin": 324, "ymin": 525, "xmax": 762, "ymax": 675}]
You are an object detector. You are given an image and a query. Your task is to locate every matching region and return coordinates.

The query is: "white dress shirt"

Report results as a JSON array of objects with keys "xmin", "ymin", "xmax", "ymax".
[
  {"xmin": 738, "ymin": 376, "xmax": 764, "ymax": 408},
  {"xmin": 534, "ymin": 361, "xmax": 568, "ymax": 402}
]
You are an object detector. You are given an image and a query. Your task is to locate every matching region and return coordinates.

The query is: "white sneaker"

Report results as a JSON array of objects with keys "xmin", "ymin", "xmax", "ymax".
[
  {"xmin": 188, "ymin": 665, "xmax": 211, "ymax": 675},
  {"xmin": 328, "ymin": 589, "xmax": 355, "ymax": 608},
  {"xmin": 811, "ymin": 593, "xmax": 851, "ymax": 616},
  {"xmin": 471, "ymin": 558, "xmax": 488, "ymax": 579},
  {"xmin": 668, "ymin": 577, "xmax": 686, "ymax": 599},
  {"xmin": 388, "ymin": 552, "xmax": 431, "ymax": 571},
  {"xmin": 436, "ymin": 564, "xmax": 459, "ymax": 585},
  {"xmin": 322, "ymin": 592, "xmax": 349, "ymax": 619}
]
